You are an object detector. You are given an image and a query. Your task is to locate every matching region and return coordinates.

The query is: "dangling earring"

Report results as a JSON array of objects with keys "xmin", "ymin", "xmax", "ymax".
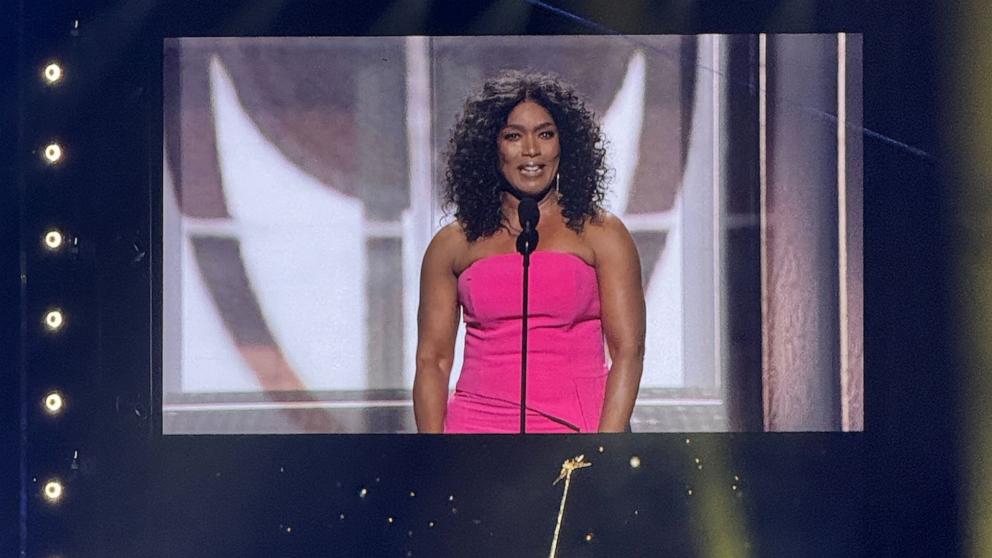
[{"xmin": 555, "ymin": 172, "xmax": 560, "ymax": 195}]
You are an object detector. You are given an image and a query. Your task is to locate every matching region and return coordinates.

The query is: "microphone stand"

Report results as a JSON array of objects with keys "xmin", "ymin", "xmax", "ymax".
[
  {"xmin": 519, "ymin": 230, "xmax": 532, "ymax": 434},
  {"xmin": 516, "ymin": 198, "xmax": 540, "ymax": 434}
]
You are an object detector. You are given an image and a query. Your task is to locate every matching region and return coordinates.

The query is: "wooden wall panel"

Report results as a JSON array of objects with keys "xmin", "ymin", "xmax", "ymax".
[{"xmin": 763, "ymin": 35, "xmax": 841, "ymax": 431}]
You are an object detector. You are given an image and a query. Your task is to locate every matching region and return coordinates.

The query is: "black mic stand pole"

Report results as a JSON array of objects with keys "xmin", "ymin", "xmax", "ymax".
[
  {"xmin": 519, "ymin": 230, "xmax": 532, "ymax": 434},
  {"xmin": 516, "ymin": 198, "xmax": 540, "ymax": 434}
]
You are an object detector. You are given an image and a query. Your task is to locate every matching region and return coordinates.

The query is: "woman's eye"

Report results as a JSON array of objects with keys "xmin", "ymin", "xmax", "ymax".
[
  {"xmin": 502, "ymin": 132, "xmax": 520, "ymax": 141},
  {"xmin": 539, "ymin": 130, "xmax": 556, "ymax": 139}
]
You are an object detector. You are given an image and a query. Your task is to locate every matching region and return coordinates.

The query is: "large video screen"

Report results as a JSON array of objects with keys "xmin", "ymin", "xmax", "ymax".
[{"xmin": 162, "ymin": 34, "xmax": 862, "ymax": 434}]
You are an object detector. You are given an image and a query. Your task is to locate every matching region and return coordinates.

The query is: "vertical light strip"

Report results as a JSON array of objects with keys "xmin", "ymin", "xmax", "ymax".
[
  {"xmin": 402, "ymin": 36, "xmax": 433, "ymax": 384},
  {"xmin": 758, "ymin": 34, "xmax": 769, "ymax": 429},
  {"xmin": 960, "ymin": 0, "xmax": 992, "ymax": 550},
  {"xmin": 712, "ymin": 35, "xmax": 723, "ymax": 388},
  {"xmin": 837, "ymin": 33, "xmax": 850, "ymax": 431}
]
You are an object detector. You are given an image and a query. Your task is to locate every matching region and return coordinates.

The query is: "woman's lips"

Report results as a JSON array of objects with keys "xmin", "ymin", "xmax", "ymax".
[{"xmin": 519, "ymin": 163, "xmax": 545, "ymax": 177}]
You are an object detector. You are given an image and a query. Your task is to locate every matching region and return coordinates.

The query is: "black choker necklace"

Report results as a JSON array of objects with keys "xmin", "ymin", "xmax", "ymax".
[{"xmin": 501, "ymin": 181, "xmax": 556, "ymax": 203}]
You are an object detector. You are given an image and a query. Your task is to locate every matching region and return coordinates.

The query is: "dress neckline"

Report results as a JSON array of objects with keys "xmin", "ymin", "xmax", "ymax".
[{"xmin": 457, "ymin": 251, "xmax": 594, "ymax": 278}]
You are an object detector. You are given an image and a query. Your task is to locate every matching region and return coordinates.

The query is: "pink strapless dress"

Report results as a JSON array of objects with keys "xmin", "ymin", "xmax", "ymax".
[{"xmin": 443, "ymin": 251, "xmax": 608, "ymax": 433}]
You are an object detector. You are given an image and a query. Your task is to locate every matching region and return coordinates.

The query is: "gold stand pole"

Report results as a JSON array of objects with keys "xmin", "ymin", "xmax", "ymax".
[{"xmin": 549, "ymin": 455, "xmax": 592, "ymax": 558}]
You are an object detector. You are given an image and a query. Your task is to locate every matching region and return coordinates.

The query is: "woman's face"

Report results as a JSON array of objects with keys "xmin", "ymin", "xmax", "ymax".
[{"xmin": 497, "ymin": 100, "xmax": 561, "ymax": 197}]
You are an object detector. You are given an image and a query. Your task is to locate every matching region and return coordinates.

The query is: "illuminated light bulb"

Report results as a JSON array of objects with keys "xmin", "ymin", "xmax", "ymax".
[
  {"xmin": 44, "ymin": 310, "xmax": 64, "ymax": 331},
  {"xmin": 43, "ymin": 480, "xmax": 63, "ymax": 502},
  {"xmin": 629, "ymin": 456, "xmax": 641, "ymax": 468},
  {"xmin": 387, "ymin": 516, "xmax": 394, "ymax": 524},
  {"xmin": 43, "ymin": 143, "xmax": 63, "ymax": 164},
  {"xmin": 358, "ymin": 487, "xmax": 368, "ymax": 498},
  {"xmin": 44, "ymin": 392, "xmax": 64, "ymax": 414},
  {"xmin": 584, "ymin": 533, "xmax": 594, "ymax": 542},
  {"xmin": 44, "ymin": 230, "xmax": 64, "ymax": 250},
  {"xmin": 43, "ymin": 63, "xmax": 63, "ymax": 84},
  {"xmin": 597, "ymin": 445, "xmax": 605, "ymax": 453}
]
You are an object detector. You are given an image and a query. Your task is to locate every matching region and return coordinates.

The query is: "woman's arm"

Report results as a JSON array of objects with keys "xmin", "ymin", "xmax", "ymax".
[
  {"xmin": 590, "ymin": 214, "xmax": 646, "ymax": 432},
  {"xmin": 413, "ymin": 226, "xmax": 461, "ymax": 433}
]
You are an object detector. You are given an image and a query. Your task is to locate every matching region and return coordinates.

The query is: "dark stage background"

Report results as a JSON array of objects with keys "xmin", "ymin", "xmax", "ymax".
[{"xmin": 0, "ymin": 1, "xmax": 966, "ymax": 556}]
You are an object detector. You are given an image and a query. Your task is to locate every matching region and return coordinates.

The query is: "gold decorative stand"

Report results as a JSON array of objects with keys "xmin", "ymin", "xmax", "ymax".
[{"xmin": 548, "ymin": 455, "xmax": 592, "ymax": 558}]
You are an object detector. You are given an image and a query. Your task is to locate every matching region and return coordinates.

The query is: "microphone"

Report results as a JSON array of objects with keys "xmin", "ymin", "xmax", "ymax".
[{"xmin": 515, "ymin": 197, "xmax": 540, "ymax": 256}]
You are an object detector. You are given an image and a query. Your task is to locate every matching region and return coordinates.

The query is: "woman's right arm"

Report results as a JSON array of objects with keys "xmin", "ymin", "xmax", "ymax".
[{"xmin": 413, "ymin": 227, "xmax": 461, "ymax": 433}]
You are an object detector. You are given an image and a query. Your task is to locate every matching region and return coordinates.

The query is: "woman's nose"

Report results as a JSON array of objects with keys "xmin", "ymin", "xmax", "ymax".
[{"xmin": 522, "ymin": 135, "xmax": 540, "ymax": 156}]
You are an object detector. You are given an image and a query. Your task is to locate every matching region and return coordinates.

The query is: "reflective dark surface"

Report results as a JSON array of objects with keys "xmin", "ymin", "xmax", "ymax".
[{"xmin": 1, "ymin": 1, "xmax": 960, "ymax": 556}]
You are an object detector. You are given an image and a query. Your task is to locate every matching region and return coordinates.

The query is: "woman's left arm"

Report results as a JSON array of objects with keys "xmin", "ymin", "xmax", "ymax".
[{"xmin": 591, "ymin": 214, "xmax": 646, "ymax": 432}]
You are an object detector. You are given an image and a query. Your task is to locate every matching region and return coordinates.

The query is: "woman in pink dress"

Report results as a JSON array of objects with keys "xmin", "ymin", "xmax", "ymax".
[{"xmin": 413, "ymin": 71, "xmax": 645, "ymax": 433}]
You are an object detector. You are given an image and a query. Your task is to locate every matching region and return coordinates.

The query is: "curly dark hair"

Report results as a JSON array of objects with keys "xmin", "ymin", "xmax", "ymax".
[{"xmin": 443, "ymin": 71, "xmax": 609, "ymax": 241}]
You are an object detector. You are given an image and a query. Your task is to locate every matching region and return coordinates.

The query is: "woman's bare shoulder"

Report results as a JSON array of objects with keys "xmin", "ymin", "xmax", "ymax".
[
  {"xmin": 432, "ymin": 221, "xmax": 469, "ymax": 248},
  {"xmin": 583, "ymin": 210, "xmax": 633, "ymax": 242},
  {"xmin": 424, "ymin": 221, "xmax": 469, "ymax": 271},
  {"xmin": 582, "ymin": 211, "xmax": 638, "ymax": 265}
]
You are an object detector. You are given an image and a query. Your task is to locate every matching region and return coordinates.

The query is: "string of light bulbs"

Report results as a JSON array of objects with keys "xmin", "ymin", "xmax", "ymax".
[{"xmin": 38, "ymin": 59, "xmax": 67, "ymax": 508}]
